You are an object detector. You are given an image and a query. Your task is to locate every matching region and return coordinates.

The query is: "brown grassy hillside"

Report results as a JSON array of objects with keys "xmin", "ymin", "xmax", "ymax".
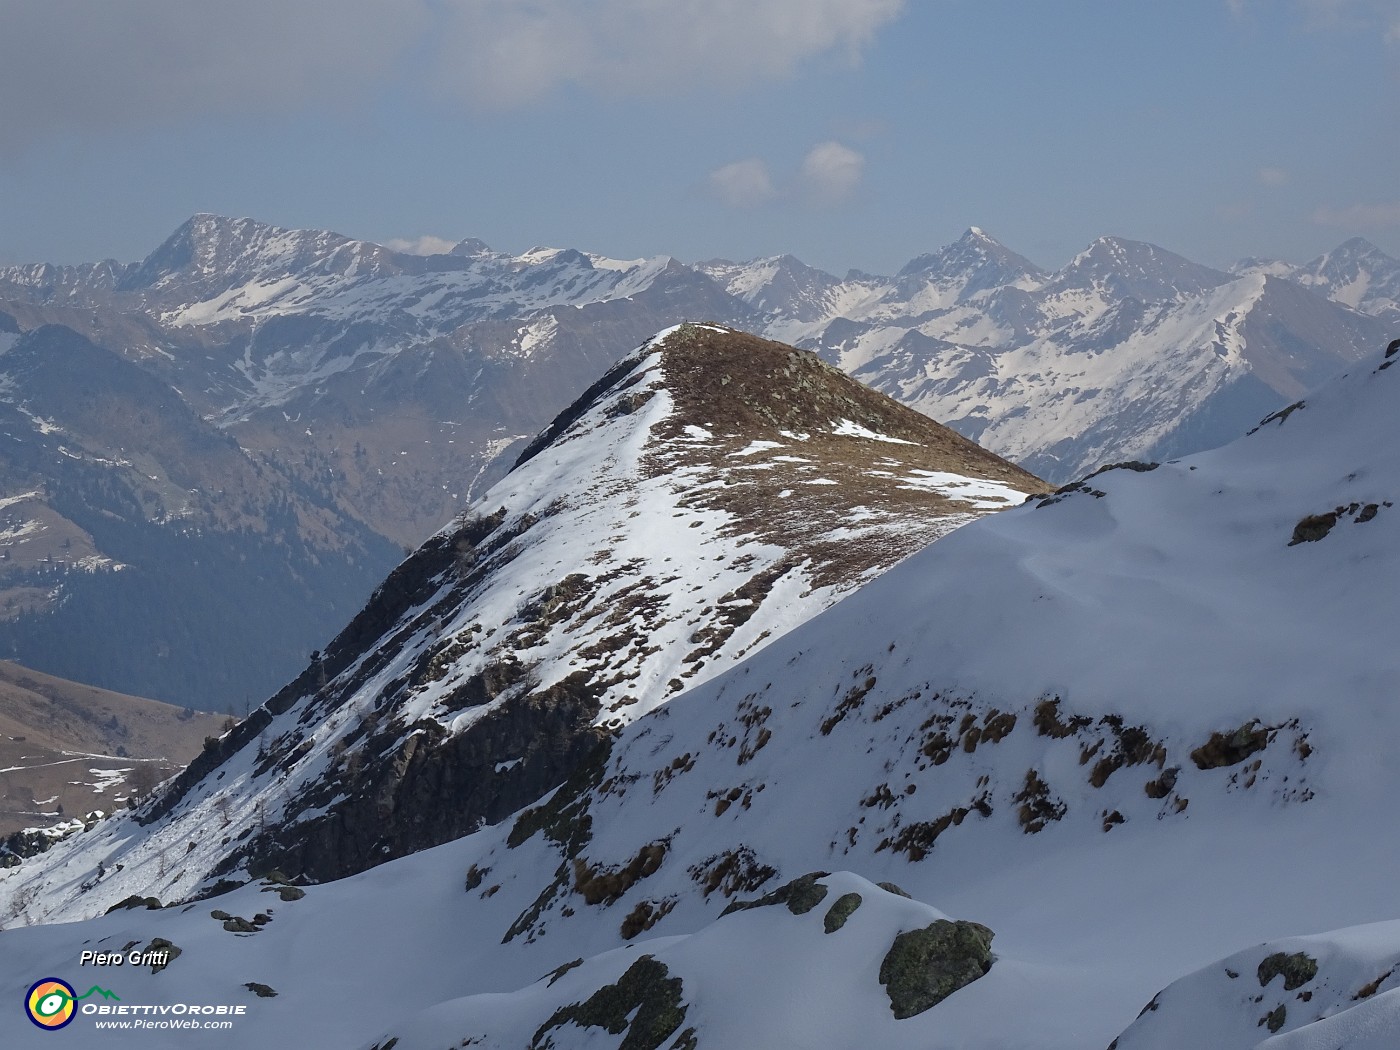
[{"xmin": 0, "ymin": 662, "xmax": 225, "ymax": 836}]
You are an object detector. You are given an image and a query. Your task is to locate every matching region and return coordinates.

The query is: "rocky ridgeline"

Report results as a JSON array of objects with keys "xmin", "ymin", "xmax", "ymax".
[{"xmin": 1, "ymin": 324, "xmax": 1043, "ymax": 915}]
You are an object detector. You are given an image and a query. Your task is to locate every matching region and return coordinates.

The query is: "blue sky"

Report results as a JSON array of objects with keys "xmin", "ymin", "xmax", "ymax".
[{"xmin": 1, "ymin": 0, "xmax": 1397, "ymax": 274}]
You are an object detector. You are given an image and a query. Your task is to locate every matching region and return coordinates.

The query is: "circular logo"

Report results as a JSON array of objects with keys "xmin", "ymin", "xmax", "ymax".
[{"xmin": 26, "ymin": 978, "xmax": 77, "ymax": 1030}]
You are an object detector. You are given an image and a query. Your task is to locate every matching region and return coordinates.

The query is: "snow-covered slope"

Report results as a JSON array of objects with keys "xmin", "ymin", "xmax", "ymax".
[
  {"xmin": 0, "ymin": 323, "xmax": 1041, "ymax": 914},
  {"xmin": 1113, "ymin": 920, "xmax": 1400, "ymax": 1050},
  {"xmin": 2, "ymin": 331, "xmax": 1398, "ymax": 1047},
  {"xmin": 0, "ymin": 859, "xmax": 1009, "ymax": 1049},
  {"xmin": 363, "ymin": 870, "xmax": 1000, "ymax": 1050}
]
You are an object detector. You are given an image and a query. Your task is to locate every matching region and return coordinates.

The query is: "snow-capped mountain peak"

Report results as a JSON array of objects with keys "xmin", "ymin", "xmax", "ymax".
[
  {"xmin": 1295, "ymin": 236, "xmax": 1400, "ymax": 321},
  {"xmin": 118, "ymin": 213, "xmax": 378, "ymax": 293},
  {"xmin": 696, "ymin": 253, "xmax": 850, "ymax": 324},
  {"xmin": 448, "ymin": 236, "xmax": 495, "ymax": 258},
  {"xmin": 1052, "ymin": 234, "xmax": 1233, "ymax": 302},
  {"xmin": 1231, "ymin": 255, "xmax": 1299, "ymax": 280},
  {"xmin": 896, "ymin": 226, "xmax": 1044, "ymax": 298}
]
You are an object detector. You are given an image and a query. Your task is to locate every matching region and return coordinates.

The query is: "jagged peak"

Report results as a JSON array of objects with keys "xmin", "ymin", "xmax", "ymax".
[
  {"xmin": 1303, "ymin": 236, "xmax": 1399, "ymax": 277},
  {"xmin": 697, "ymin": 256, "xmax": 843, "ymax": 320},
  {"xmin": 1331, "ymin": 234, "xmax": 1387, "ymax": 258},
  {"xmin": 1054, "ymin": 235, "xmax": 1231, "ymax": 299},
  {"xmin": 897, "ymin": 227, "xmax": 1043, "ymax": 289},
  {"xmin": 119, "ymin": 213, "xmax": 360, "ymax": 291},
  {"xmin": 700, "ymin": 253, "xmax": 823, "ymax": 273},
  {"xmin": 956, "ymin": 225, "xmax": 1020, "ymax": 255},
  {"xmin": 751, "ymin": 252, "xmax": 822, "ymax": 273},
  {"xmin": 450, "ymin": 237, "xmax": 495, "ymax": 258},
  {"xmin": 1069, "ymin": 234, "xmax": 1180, "ymax": 265},
  {"xmin": 176, "ymin": 213, "xmax": 333, "ymax": 257}
]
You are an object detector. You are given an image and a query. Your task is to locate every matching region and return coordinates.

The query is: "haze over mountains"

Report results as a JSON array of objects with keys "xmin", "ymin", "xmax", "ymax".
[
  {"xmin": 0, "ymin": 215, "xmax": 1395, "ymax": 711},
  {"xmin": 0, "ymin": 322, "xmax": 397, "ymax": 709},
  {"xmin": 3, "ymin": 321, "xmax": 1399, "ymax": 1047}
]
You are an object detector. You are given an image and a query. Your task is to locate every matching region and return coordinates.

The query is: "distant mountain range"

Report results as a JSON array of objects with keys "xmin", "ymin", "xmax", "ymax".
[
  {"xmin": 0, "ymin": 322, "xmax": 399, "ymax": 709},
  {"xmin": 0, "ymin": 216, "xmax": 1393, "ymax": 708},
  {"xmin": 707, "ymin": 229, "xmax": 1393, "ymax": 479},
  {"xmin": 5, "ymin": 215, "xmax": 1395, "ymax": 494}
]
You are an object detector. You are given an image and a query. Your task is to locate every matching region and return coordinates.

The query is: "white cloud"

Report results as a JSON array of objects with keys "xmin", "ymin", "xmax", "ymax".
[
  {"xmin": 425, "ymin": 0, "xmax": 908, "ymax": 109},
  {"xmin": 798, "ymin": 142, "xmax": 866, "ymax": 205},
  {"xmin": 707, "ymin": 141, "xmax": 868, "ymax": 209},
  {"xmin": 0, "ymin": 0, "xmax": 907, "ymax": 151},
  {"xmin": 384, "ymin": 236, "xmax": 460, "ymax": 257},
  {"xmin": 1257, "ymin": 167, "xmax": 1290, "ymax": 186},
  {"xmin": 1312, "ymin": 201, "xmax": 1400, "ymax": 227},
  {"xmin": 707, "ymin": 160, "xmax": 777, "ymax": 209}
]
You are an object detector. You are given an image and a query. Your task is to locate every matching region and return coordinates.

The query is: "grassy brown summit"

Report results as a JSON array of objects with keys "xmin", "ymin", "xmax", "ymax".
[
  {"xmin": 645, "ymin": 324, "xmax": 1046, "ymax": 586},
  {"xmin": 658, "ymin": 325, "xmax": 995, "ymax": 454}
]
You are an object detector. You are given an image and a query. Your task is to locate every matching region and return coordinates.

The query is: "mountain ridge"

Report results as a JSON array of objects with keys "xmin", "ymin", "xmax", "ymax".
[{"xmin": 5, "ymin": 323, "xmax": 1042, "ymax": 895}]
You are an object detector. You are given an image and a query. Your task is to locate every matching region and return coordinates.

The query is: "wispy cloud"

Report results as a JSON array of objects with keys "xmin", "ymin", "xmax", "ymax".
[
  {"xmin": 430, "ymin": 0, "xmax": 906, "ymax": 109},
  {"xmin": 798, "ymin": 142, "xmax": 867, "ymax": 205},
  {"xmin": 0, "ymin": 0, "xmax": 908, "ymax": 151},
  {"xmin": 1257, "ymin": 167, "xmax": 1290, "ymax": 186},
  {"xmin": 1312, "ymin": 201, "xmax": 1400, "ymax": 227},
  {"xmin": 706, "ymin": 141, "xmax": 867, "ymax": 210},
  {"xmin": 706, "ymin": 160, "xmax": 777, "ymax": 209}
]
